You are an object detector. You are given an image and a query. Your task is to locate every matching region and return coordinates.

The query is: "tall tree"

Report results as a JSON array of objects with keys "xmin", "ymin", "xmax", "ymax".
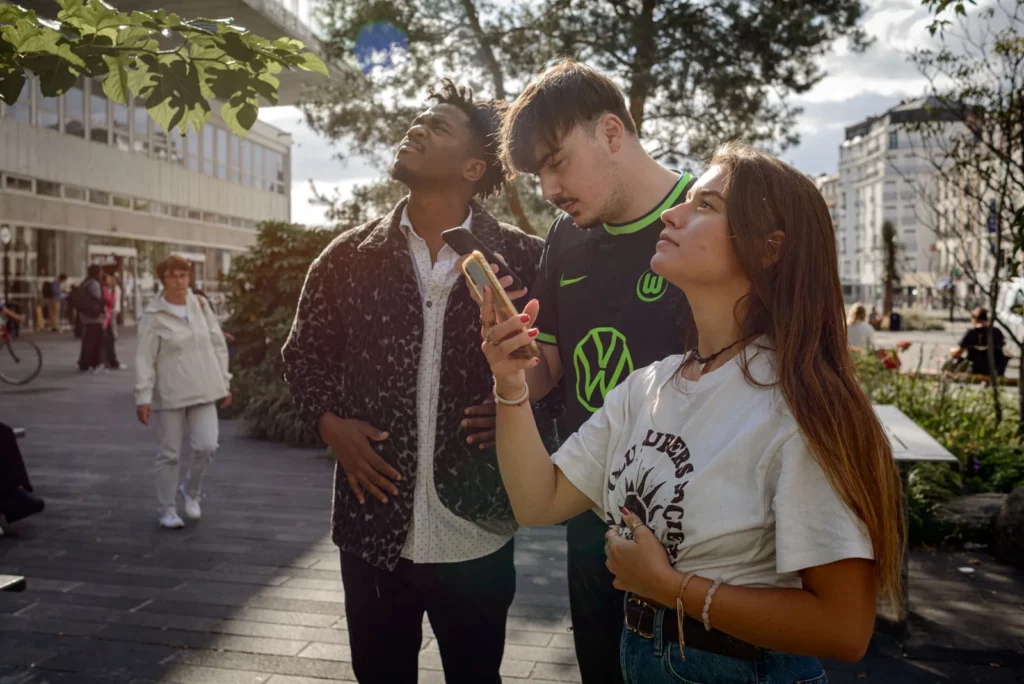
[
  {"xmin": 304, "ymin": 0, "xmax": 870, "ymax": 230},
  {"xmin": 881, "ymin": 220, "xmax": 900, "ymax": 318},
  {"xmin": 900, "ymin": 1, "xmax": 1023, "ymax": 429},
  {"xmin": 1, "ymin": 0, "xmax": 327, "ymax": 136}
]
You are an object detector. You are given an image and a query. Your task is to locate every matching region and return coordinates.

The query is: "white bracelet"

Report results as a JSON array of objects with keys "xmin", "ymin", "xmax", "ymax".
[
  {"xmin": 702, "ymin": 576, "xmax": 724, "ymax": 631},
  {"xmin": 492, "ymin": 380, "xmax": 529, "ymax": 406}
]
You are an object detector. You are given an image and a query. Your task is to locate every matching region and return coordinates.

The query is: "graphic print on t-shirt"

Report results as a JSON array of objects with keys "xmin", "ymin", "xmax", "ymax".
[
  {"xmin": 635, "ymin": 270, "xmax": 668, "ymax": 302},
  {"xmin": 605, "ymin": 428, "xmax": 693, "ymax": 563}
]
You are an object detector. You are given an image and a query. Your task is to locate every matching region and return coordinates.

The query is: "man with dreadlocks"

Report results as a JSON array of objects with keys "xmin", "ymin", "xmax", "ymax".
[{"xmin": 283, "ymin": 80, "xmax": 555, "ymax": 683}]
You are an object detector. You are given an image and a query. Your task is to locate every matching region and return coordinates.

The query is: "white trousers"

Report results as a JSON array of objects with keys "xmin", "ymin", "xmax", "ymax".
[{"xmin": 154, "ymin": 402, "xmax": 219, "ymax": 512}]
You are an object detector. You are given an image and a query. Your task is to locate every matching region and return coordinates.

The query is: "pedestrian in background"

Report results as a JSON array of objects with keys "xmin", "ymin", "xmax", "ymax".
[
  {"xmin": 135, "ymin": 256, "xmax": 232, "ymax": 530},
  {"xmin": 51, "ymin": 273, "xmax": 67, "ymax": 332},
  {"xmin": 75, "ymin": 264, "xmax": 106, "ymax": 372},
  {"xmin": 847, "ymin": 302, "xmax": 875, "ymax": 351},
  {"xmin": 101, "ymin": 272, "xmax": 127, "ymax": 370},
  {"xmin": 950, "ymin": 307, "xmax": 1009, "ymax": 377}
]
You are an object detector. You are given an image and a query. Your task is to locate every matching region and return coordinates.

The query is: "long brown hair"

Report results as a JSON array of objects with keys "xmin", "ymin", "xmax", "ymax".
[{"xmin": 698, "ymin": 142, "xmax": 904, "ymax": 606}]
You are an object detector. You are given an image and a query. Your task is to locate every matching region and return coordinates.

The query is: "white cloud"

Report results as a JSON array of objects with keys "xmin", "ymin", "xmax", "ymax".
[{"xmin": 289, "ymin": 176, "xmax": 380, "ymax": 227}]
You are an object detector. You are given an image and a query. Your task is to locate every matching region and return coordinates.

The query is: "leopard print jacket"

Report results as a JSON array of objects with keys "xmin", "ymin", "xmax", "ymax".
[{"xmin": 282, "ymin": 198, "xmax": 559, "ymax": 571}]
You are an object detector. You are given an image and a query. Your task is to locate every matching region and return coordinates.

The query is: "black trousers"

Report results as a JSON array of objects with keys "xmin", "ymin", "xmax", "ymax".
[
  {"xmin": 340, "ymin": 540, "xmax": 516, "ymax": 684},
  {"xmin": 77, "ymin": 323, "xmax": 103, "ymax": 370},
  {"xmin": 0, "ymin": 422, "xmax": 33, "ymax": 498},
  {"xmin": 102, "ymin": 325, "xmax": 120, "ymax": 367},
  {"xmin": 568, "ymin": 547, "xmax": 626, "ymax": 684}
]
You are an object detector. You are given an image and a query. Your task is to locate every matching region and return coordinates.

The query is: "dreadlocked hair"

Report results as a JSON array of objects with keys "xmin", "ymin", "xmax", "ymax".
[{"xmin": 428, "ymin": 78, "xmax": 508, "ymax": 199}]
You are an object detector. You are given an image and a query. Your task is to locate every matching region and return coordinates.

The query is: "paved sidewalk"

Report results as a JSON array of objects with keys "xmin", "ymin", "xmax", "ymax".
[{"xmin": 0, "ymin": 334, "xmax": 1022, "ymax": 683}]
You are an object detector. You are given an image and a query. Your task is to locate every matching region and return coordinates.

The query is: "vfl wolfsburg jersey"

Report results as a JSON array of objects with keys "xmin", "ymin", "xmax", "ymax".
[{"xmin": 532, "ymin": 171, "xmax": 696, "ymax": 552}]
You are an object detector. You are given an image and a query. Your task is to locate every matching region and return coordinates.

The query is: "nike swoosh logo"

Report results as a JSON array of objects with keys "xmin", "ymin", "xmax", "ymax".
[{"xmin": 560, "ymin": 275, "xmax": 588, "ymax": 287}]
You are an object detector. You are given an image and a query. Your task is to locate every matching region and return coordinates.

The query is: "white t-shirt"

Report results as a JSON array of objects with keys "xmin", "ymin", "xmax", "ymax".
[
  {"xmin": 847, "ymin": 321, "xmax": 875, "ymax": 350},
  {"xmin": 162, "ymin": 297, "xmax": 188, "ymax": 321},
  {"xmin": 551, "ymin": 346, "xmax": 873, "ymax": 589}
]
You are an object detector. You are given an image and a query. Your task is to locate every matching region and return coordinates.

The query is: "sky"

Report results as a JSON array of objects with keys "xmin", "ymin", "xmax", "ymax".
[{"xmin": 259, "ymin": 0, "xmax": 956, "ymax": 227}]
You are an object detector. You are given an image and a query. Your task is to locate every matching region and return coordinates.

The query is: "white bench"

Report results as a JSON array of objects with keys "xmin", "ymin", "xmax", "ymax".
[{"xmin": 874, "ymin": 405, "xmax": 961, "ymax": 642}]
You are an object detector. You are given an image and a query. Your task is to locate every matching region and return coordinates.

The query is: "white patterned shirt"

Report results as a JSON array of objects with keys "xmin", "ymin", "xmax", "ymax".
[{"xmin": 398, "ymin": 207, "xmax": 517, "ymax": 564}]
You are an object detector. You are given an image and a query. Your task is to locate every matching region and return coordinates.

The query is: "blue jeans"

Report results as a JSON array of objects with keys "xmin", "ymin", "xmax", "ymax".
[{"xmin": 620, "ymin": 610, "xmax": 827, "ymax": 684}]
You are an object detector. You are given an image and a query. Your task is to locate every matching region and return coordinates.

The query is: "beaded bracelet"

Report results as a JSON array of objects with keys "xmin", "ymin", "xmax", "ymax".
[
  {"xmin": 701, "ymin": 576, "xmax": 724, "ymax": 631},
  {"xmin": 675, "ymin": 573, "xmax": 696, "ymax": 659}
]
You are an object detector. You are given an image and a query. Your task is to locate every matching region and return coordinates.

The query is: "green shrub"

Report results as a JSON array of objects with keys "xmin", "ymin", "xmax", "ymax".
[
  {"xmin": 853, "ymin": 349, "xmax": 1022, "ymax": 545},
  {"xmin": 221, "ymin": 221, "xmax": 340, "ymax": 446}
]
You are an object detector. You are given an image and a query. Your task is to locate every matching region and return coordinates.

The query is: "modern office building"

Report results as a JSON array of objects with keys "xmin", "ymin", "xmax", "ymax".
[
  {"xmin": 0, "ymin": 0, "xmax": 326, "ymax": 326},
  {"xmin": 835, "ymin": 97, "xmax": 955, "ymax": 305}
]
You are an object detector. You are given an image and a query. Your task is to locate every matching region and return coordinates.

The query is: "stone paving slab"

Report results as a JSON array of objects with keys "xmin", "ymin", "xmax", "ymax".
[{"xmin": 0, "ymin": 332, "xmax": 1022, "ymax": 682}]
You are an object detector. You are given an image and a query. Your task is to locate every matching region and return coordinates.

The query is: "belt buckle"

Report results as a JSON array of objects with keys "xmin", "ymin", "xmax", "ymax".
[{"xmin": 624, "ymin": 595, "xmax": 656, "ymax": 639}]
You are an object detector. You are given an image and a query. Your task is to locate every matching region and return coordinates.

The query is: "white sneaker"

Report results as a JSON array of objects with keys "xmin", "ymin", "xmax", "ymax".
[
  {"xmin": 180, "ymin": 488, "xmax": 201, "ymax": 520},
  {"xmin": 159, "ymin": 509, "xmax": 185, "ymax": 529}
]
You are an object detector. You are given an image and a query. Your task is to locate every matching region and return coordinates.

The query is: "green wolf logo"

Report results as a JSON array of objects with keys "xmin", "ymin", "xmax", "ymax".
[
  {"xmin": 574, "ymin": 327, "xmax": 634, "ymax": 412},
  {"xmin": 636, "ymin": 270, "xmax": 668, "ymax": 302}
]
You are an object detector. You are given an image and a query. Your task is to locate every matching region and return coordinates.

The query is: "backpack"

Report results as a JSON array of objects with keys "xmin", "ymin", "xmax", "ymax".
[
  {"xmin": 41, "ymin": 281, "xmax": 53, "ymax": 299},
  {"xmin": 74, "ymin": 279, "xmax": 105, "ymax": 318}
]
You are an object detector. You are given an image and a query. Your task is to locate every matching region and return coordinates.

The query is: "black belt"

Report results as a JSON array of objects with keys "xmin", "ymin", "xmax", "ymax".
[{"xmin": 624, "ymin": 593, "xmax": 764, "ymax": 661}]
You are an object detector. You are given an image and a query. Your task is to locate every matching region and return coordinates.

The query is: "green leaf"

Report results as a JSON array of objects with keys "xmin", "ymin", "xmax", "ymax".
[
  {"xmin": 3, "ymin": 19, "xmax": 54, "ymax": 53},
  {"xmin": 205, "ymin": 65, "xmax": 249, "ymax": 100},
  {"xmin": 219, "ymin": 32, "xmax": 256, "ymax": 62},
  {"xmin": 126, "ymin": 61, "xmax": 157, "ymax": 98},
  {"xmin": 221, "ymin": 98, "xmax": 258, "ymax": 137},
  {"xmin": 101, "ymin": 54, "xmax": 129, "ymax": 103},
  {"xmin": 115, "ymin": 24, "xmax": 152, "ymax": 45},
  {"xmin": 295, "ymin": 51, "xmax": 328, "ymax": 77},
  {"xmin": 21, "ymin": 53, "xmax": 78, "ymax": 97},
  {"xmin": 55, "ymin": 42, "xmax": 86, "ymax": 68},
  {"xmin": 252, "ymin": 73, "xmax": 278, "ymax": 105},
  {"xmin": 0, "ymin": 69, "xmax": 26, "ymax": 106},
  {"xmin": 0, "ymin": 6, "xmax": 30, "ymax": 24}
]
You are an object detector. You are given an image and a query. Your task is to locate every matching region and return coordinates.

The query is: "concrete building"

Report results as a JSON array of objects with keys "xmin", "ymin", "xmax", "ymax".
[
  {"xmin": 0, "ymin": 0, "xmax": 326, "ymax": 326},
  {"xmin": 835, "ymin": 97, "xmax": 956, "ymax": 306}
]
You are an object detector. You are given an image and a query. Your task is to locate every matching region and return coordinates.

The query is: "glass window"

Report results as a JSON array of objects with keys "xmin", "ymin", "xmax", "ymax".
[
  {"xmin": 65, "ymin": 79, "xmax": 85, "ymax": 137},
  {"xmin": 4, "ymin": 175, "xmax": 32, "ymax": 192},
  {"xmin": 36, "ymin": 81, "xmax": 59, "ymax": 131},
  {"xmin": 36, "ymin": 180, "xmax": 61, "ymax": 197},
  {"xmin": 89, "ymin": 80, "xmax": 109, "ymax": 144},
  {"xmin": 112, "ymin": 195, "xmax": 131, "ymax": 209},
  {"xmin": 168, "ymin": 127, "xmax": 184, "ymax": 165},
  {"xmin": 230, "ymin": 216, "xmax": 243, "ymax": 227},
  {"xmin": 187, "ymin": 132, "xmax": 199, "ymax": 171},
  {"xmin": 89, "ymin": 189, "xmax": 109, "ymax": 205},
  {"xmin": 218, "ymin": 214, "xmax": 231, "ymax": 226},
  {"xmin": 6, "ymin": 79, "xmax": 31, "ymax": 123},
  {"xmin": 130, "ymin": 103, "xmax": 147, "ymax": 153},
  {"xmin": 152, "ymin": 121, "xmax": 168, "ymax": 161},
  {"xmin": 216, "ymin": 128, "xmax": 228, "ymax": 179},
  {"xmin": 133, "ymin": 198, "xmax": 151, "ymax": 212},
  {"xmin": 204, "ymin": 211, "xmax": 220, "ymax": 223},
  {"xmin": 241, "ymin": 140, "xmax": 253, "ymax": 186},
  {"xmin": 64, "ymin": 186, "xmax": 86, "ymax": 201},
  {"xmin": 112, "ymin": 100, "xmax": 130, "ymax": 150},
  {"xmin": 253, "ymin": 144, "xmax": 265, "ymax": 190},
  {"xmin": 187, "ymin": 209, "xmax": 202, "ymax": 221},
  {"xmin": 169, "ymin": 205, "xmax": 183, "ymax": 218},
  {"xmin": 203, "ymin": 128, "xmax": 214, "ymax": 175}
]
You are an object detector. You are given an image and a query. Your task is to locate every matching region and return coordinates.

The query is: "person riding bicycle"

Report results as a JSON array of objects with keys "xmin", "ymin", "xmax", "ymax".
[{"xmin": 1, "ymin": 300, "xmax": 26, "ymax": 326}]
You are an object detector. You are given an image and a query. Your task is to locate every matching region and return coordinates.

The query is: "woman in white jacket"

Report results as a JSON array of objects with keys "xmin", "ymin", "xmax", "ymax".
[{"xmin": 135, "ymin": 255, "xmax": 232, "ymax": 529}]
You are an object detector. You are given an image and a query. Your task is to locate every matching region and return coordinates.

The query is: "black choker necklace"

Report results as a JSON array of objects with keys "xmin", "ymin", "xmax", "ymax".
[{"xmin": 689, "ymin": 335, "xmax": 755, "ymax": 374}]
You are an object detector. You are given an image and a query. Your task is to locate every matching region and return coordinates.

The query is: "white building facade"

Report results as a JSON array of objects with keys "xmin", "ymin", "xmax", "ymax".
[
  {"xmin": 1, "ymin": 0, "xmax": 326, "ymax": 326},
  {"xmin": 835, "ymin": 98, "xmax": 950, "ymax": 306}
]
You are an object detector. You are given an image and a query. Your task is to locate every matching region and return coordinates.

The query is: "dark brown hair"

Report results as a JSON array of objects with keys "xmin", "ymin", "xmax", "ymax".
[
  {"xmin": 972, "ymin": 307, "xmax": 988, "ymax": 323},
  {"xmin": 501, "ymin": 59, "xmax": 636, "ymax": 174},
  {"xmin": 690, "ymin": 142, "xmax": 905, "ymax": 607},
  {"xmin": 156, "ymin": 255, "xmax": 191, "ymax": 283},
  {"xmin": 429, "ymin": 78, "xmax": 508, "ymax": 199}
]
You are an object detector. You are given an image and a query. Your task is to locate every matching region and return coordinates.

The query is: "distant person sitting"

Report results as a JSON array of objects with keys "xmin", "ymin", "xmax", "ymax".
[
  {"xmin": 950, "ymin": 307, "xmax": 1009, "ymax": 376},
  {"xmin": 847, "ymin": 302, "xmax": 875, "ymax": 351},
  {"xmin": 0, "ymin": 422, "xmax": 45, "ymax": 533},
  {"xmin": 867, "ymin": 306, "xmax": 881, "ymax": 330}
]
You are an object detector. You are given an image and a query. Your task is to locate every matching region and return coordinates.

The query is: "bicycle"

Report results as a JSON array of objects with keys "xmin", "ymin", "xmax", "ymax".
[{"xmin": 0, "ymin": 326, "xmax": 42, "ymax": 386}]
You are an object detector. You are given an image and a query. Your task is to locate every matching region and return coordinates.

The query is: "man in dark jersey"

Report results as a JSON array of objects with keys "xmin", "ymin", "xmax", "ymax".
[{"xmin": 493, "ymin": 59, "xmax": 696, "ymax": 683}]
